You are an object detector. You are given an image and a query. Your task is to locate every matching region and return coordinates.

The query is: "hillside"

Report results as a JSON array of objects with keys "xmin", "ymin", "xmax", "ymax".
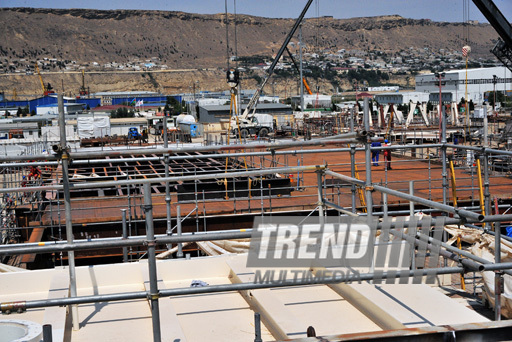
[
  {"xmin": 0, "ymin": 8, "xmax": 501, "ymax": 97},
  {"xmin": 1, "ymin": 8, "xmax": 498, "ymax": 66}
]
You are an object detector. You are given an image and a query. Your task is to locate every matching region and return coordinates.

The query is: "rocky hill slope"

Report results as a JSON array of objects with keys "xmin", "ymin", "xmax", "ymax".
[
  {"xmin": 0, "ymin": 8, "xmax": 500, "ymax": 97},
  {"xmin": 1, "ymin": 8, "xmax": 498, "ymax": 67}
]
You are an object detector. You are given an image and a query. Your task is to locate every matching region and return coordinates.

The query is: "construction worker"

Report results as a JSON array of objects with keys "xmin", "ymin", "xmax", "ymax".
[
  {"xmin": 27, "ymin": 165, "xmax": 41, "ymax": 180},
  {"xmin": 371, "ymin": 141, "xmax": 381, "ymax": 166},
  {"xmin": 384, "ymin": 139, "xmax": 392, "ymax": 170}
]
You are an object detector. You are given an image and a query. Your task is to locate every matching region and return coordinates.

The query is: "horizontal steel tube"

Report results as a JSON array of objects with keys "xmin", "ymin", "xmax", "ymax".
[
  {"xmin": 2, "ymin": 214, "xmax": 512, "ymax": 253},
  {"xmin": 11, "ymin": 267, "xmax": 463, "ymax": 311},
  {"xmin": 479, "ymin": 262, "xmax": 512, "ymax": 271},
  {"xmin": 1, "ymin": 147, "xmax": 358, "ymax": 168},
  {"xmin": 445, "ymin": 144, "xmax": 512, "ymax": 156},
  {"xmin": 0, "ymin": 165, "xmax": 323, "ymax": 194},
  {"xmin": 0, "ymin": 133, "xmax": 359, "ymax": 162},
  {"xmin": 0, "ymin": 230, "xmax": 254, "ymax": 255}
]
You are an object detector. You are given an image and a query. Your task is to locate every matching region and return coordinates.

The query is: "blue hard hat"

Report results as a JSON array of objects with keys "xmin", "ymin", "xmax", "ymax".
[{"xmin": 384, "ymin": 139, "xmax": 388, "ymax": 143}]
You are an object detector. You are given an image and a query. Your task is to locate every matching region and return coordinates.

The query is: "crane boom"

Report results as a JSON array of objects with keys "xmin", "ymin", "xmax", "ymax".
[
  {"xmin": 240, "ymin": 0, "xmax": 313, "ymax": 119},
  {"xmin": 472, "ymin": 0, "xmax": 512, "ymax": 71},
  {"xmin": 285, "ymin": 46, "xmax": 313, "ymax": 95},
  {"xmin": 35, "ymin": 63, "xmax": 46, "ymax": 94},
  {"xmin": 35, "ymin": 63, "xmax": 55, "ymax": 96}
]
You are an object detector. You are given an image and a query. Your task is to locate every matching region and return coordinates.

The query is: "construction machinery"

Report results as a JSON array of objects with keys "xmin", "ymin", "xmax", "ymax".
[
  {"xmin": 472, "ymin": 0, "xmax": 512, "ymax": 72},
  {"xmin": 79, "ymin": 70, "xmax": 88, "ymax": 96},
  {"xmin": 230, "ymin": 0, "xmax": 314, "ymax": 139},
  {"xmin": 285, "ymin": 46, "xmax": 313, "ymax": 95},
  {"xmin": 35, "ymin": 63, "xmax": 54, "ymax": 96}
]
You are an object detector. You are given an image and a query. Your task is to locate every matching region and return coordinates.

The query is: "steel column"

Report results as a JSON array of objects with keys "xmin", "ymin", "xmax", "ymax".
[
  {"xmin": 363, "ymin": 97, "xmax": 373, "ymax": 219},
  {"xmin": 58, "ymin": 94, "xmax": 79, "ymax": 331},
  {"xmin": 142, "ymin": 183, "xmax": 161, "ymax": 342}
]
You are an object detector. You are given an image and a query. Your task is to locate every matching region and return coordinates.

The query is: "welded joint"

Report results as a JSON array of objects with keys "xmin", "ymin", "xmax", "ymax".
[{"xmin": 1, "ymin": 301, "xmax": 26, "ymax": 314}]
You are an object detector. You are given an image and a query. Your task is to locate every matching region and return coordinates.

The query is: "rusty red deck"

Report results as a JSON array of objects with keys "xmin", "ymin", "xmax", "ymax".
[{"xmin": 40, "ymin": 147, "xmax": 512, "ymax": 227}]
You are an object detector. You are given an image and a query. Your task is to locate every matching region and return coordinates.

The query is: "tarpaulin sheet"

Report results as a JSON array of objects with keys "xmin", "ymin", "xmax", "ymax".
[{"xmin": 77, "ymin": 117, "xmax": 111, "ymax": 138}]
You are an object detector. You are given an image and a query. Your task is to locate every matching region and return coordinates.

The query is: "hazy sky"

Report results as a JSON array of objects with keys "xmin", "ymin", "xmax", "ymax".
[{"xmin": 3, "ymin": 0, "xmax": 512, "ymax": 23}]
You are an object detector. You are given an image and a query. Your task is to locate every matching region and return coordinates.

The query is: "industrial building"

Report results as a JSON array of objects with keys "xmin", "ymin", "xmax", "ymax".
[
  {"xmin": 198, "ymin": 103, "xmax": 292, "ymax": 123},
  {"xmin": 0, "ymin": 95, "xmax": 100, "ymax": 115},
  {"xmin": 291, "ymin": 94, "xmax": 332, "ymax": 109},
  {"xmin": 92, "ymin": 91, "xmax": 164, "ymax": 106},
  {"xmin": 415, "ymin": 66, "xmax": 511, "ymax": 104},
  {"xmin": 374, "ymin": 91, "xmax": 430, "ymax": 105}
]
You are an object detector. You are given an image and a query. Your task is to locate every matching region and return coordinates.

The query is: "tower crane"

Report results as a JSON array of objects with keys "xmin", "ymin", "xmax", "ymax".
[{"xmin": 35, "ymin": 63, "xmax": 55, "ymax": 96}]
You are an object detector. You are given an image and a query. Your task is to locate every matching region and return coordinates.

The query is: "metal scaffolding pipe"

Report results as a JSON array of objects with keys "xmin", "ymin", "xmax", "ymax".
[
  {"xmin": 163, "ymin": 115, "xmax": 172, "ymax": 250},
  {"xmin": 58, "ymin": 94, "xmax": 79, "ymax": 331},
  {"xmin": 0, "ymin": 133, "xmax": 359, "ymax": 163},
  {"xmin": 143, "ymin": 183, "xmax": 162, "ymax": 342},
  {"xmin": 121, "ymin": 209, "xmax": 128, "ymax": 263},
  {"xmin": 363, "ymin": 97, "xmax": 373, "ymax": 220},
  {"xmin": 388, "ymin": 226, "xmax": 482, "ymax": 272},
  {"xmin": 480, "ymin": 262, "xmax": 512, "ymax": 272},
  {"xmin": 349, "ymin": 145, "xmax": 357, "ymax": 213},
  {"xmin": 0, "ymin": 145, "xmax": 426, "ymax": 169},
  {"xmin": 0, "ymin": 165, "xmax": 323, "ymax": 194},
  {"xmin": 324, "ymin": 170, "xmax": 484, "ymax": 222},
  {"xmin": 414, "ymin": 232, "xmax": 512, "ymax": 277},
  {"xmin": 3, "ymin": 267, "xmax": 464, "ymax": 313},
  {"xmin": 176, "ymin": 206, "xmax": 183, "ymax": 258}
]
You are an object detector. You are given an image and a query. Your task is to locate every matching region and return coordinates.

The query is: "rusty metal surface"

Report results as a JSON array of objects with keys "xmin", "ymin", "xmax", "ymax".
[{"xmin": 37, "ymin": 148, "xmax": 512, "ymax": 226}]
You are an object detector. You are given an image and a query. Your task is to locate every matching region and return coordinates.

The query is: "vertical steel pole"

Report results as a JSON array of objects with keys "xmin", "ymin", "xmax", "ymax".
[
  {"xmin": 409, "ymin": 181, "xmax": 415, "ymax": 217},
  {"xmin": 363, "ymin": 98, "xmax": 373, "ymax": 219},
  {"xmin": 494, "ymin": 197, "xmax": 502, "ymax": 320},
  {"xmin": 483, "ymin": 154, "xmax": 491, "ymax": 221},
  {"xmin": 42, "ymin": 324, "xmax": 53, "ymax": 342},
  {"xmin": 441, "ymin": 101, "xmax": 448, "ymax": 207},
  {"xmin": 143, "ymin": 183, "xmax": 161, "ymax": 342},
  {"xmin": 121, "ymin": 209, "xmax": 128, "ymax": 263},
  {"xmin": 58, "ymin": 94, "xmax": 79, "ymax": 330},
  {"xmin": 317, "ymin": 170, "xmax": 324, "ymax": 221},
  {"xmin": 254, "ymin": 312, "xmax": 262, "ymax": 342},
  {"xmin": 484, "ymin": 104, "xmax": 489, "ymax": 147},
  {"xmin": 299, "ymin": 24, "xmax": 304, "ymax": 113},
  {"xmin": 382, "ymin": 193, "xmax": 388, "ymax": 219},
  {"xmin": 350, "ymin": 108, "xmax": 356, "ymax": 212},
  {"xmin": 176, "ymin": 205, "xmax": 183, "ymax": 258},
  {"xmin": 163, "ymin": 115, "xmax": 172, "ymax": 250}
]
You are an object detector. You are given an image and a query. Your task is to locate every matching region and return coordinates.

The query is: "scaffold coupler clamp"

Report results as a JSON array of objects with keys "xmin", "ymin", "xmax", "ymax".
[
  {"xmin": 141, "ymin": 204, "xmax": 153, "ymax": 213},
  {"xmin": 495, "ymin": 271, "xmax": 504, "ymax": 294},
  {"xmin": 147, "ymin": 291, "xmax": 160, "ymax": 301},
  {"xmin": 145, "ymin": 239, "xmax": 157, "ymax": 248}
]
